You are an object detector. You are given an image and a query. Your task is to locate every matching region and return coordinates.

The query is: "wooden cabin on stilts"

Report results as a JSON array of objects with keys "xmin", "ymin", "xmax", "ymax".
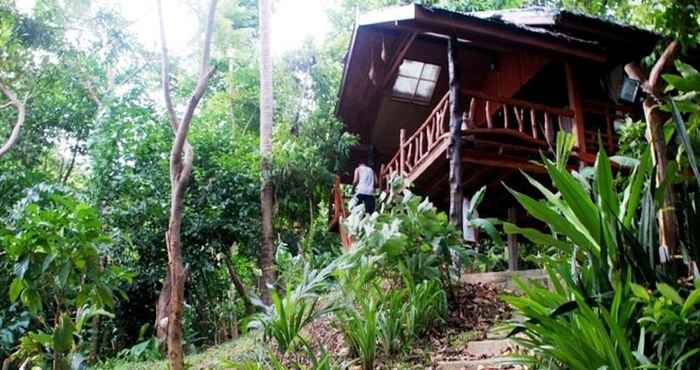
[{"xmin": 330, "ymin": 5, "xmax": 658, "ymax": 267}]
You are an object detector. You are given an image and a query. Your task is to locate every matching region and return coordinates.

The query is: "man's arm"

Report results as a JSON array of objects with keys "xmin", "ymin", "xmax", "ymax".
[{"xmin": 352, "ymin": 167, "xmax": 359, "ymax": 188}]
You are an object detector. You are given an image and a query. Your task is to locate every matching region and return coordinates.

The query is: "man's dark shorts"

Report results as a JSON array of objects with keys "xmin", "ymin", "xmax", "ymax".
[{"xmin": 356, "ymin": 194, "xmax": 375, "ymax": 214}]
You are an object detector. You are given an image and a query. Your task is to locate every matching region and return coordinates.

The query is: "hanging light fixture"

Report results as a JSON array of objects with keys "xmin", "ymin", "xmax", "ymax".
[{"xmin": 619, "ymin": 76, "xmax": 640, "ymax": 103}]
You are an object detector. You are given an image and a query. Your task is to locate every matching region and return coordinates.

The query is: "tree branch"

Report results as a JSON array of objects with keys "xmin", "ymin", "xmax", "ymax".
[
  {"xmin": 171, "ymin": 0, "xmax": 218, "ymax": 170},
  {"xmin": 0, "ymin": 82, "xmax": 27, "ymax": 158},
  {"xmin": 157, "ymin": 0, "xmax": 179, "ymax": 132},
  {"xmin": 649, "ymin": 41, "xmax": 679, "ymax": 89}
]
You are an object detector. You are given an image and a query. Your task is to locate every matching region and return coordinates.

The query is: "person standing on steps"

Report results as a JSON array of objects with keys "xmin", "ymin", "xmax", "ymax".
[{"xmin": 352, "ymin": 157, "xmax": 378, "ymax": 214}]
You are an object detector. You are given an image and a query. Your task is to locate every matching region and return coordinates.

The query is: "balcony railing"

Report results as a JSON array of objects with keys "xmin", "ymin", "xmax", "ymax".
[{"xmin": 379, "ymin": 90, "xmax": 588, "ymax": 185}]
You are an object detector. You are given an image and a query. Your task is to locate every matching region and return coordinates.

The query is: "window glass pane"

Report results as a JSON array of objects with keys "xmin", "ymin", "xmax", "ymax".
[
  {"xmin": 398, "ymin": 59, "xmax": 423, "ymax": 78},
  {"xmin": 421, "ymin": 64, "xmax": 441, "ymax": 81},
  {"xmin": 415, "ymin": 80, "xmax": 436, "ymax": 102},
  {"xmin": 392, "ymin": 76, "xmax": 418, "ymax": 99}
]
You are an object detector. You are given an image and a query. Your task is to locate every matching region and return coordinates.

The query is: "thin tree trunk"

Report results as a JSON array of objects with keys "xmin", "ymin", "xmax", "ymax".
[
  {"xmin": 157, "ymin": 0, "xmax": 218, "ymax": 368},
  {"xmin": 625, "ymin": 41, "xmax": 680, "ymax": 257},
  {"xmin": 259, "ymin": 0, "xmax": 275, "ymax": 306},
  {"xmin": 62, "ymin": 144, "xmax": 79, "ymax": 185},
  {"xmin": 223, "ymin": 248, "xmax": 254, "ymax": 315},
  {"xmin": 447, "ymin": 35, "xmax": 463, "ymax": 228},
  {"xmin": 0, "ymin": 82, "xmax": 27, "ymax": 158}
]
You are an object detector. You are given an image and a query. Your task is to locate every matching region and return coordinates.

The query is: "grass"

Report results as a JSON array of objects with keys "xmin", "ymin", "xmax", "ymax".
[{"xmin": 91, "ymin": 334, "xmax": 263, "ymax": 370}]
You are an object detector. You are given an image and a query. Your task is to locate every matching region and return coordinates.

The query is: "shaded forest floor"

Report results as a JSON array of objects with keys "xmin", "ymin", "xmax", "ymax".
[{"xmin": 93, "ymin": 283, "xmax": 512, "ymax": 370}]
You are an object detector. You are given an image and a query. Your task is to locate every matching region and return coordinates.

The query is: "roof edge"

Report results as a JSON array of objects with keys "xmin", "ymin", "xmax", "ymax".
[{"xmin": 358, "ymin": 4, "xmax": 417, "ymax": 26}]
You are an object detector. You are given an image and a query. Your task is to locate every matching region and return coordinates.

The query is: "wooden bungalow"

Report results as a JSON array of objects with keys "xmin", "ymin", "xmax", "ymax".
[{"xmin": 330, "ymin": 4, "xmax": 658, "ymax": 255}]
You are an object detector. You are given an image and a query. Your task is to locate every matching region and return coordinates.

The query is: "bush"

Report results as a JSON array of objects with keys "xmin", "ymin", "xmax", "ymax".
[
  {"xmin": 249, "ymin": 259, "xmax": 342, "ymax": 353},
  {"xmin": 332, "ymin": 177, "xmax": 465, "ymax": 364}
]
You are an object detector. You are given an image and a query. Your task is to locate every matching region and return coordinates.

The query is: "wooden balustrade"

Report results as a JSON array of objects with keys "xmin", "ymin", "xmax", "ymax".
[
  {"xmin": 379, "ymin": 90, "xmax": 599, "ymax": 186},
  {"xmin": 329, "ymin": 175, "xmax": 352, "ymax": 249}
]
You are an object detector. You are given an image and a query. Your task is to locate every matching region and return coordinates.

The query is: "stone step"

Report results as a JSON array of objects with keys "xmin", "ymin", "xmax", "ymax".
[
  {"xmin": 436, "ymin": 357, "xmax": 525, "ymax": 370},
  {"xmin": 462, "ymin": 269, "xmax": 548, "ymax": 291},
  {"xmin": 486, "ymin": 316, "xmax": 525, "ymax": 339},
  {"xmin": 465, "ymin": 339, "xmax": 515, "ymax": 358}
]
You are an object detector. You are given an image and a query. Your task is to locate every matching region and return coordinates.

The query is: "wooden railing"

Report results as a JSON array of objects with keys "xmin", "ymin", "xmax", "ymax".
[
  {"xmin": 329, "ymin": 175, "xmax": 352, "ymax": 249},
  {"xmin": 380, "ymin": 90, "xmax": 577, "ymax": 185}
]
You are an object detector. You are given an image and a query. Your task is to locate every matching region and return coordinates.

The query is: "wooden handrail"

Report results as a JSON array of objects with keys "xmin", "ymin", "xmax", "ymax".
[
  {"xmin": 380, "ymin": 89, "xmax": 582, "ymax": 188},
  {"xmin": 329, "ymin": 175, "xmax": 352, "ymax": 249},
  {"xmin": 461, "ymin": 88, "xmax": 574, "ymax": 117}
]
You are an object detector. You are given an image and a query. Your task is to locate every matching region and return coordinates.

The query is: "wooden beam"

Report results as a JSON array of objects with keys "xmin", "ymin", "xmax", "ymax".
[
  {"xmin": 381, "ymin": 32, "xmax": 417, "ymax": 88},
  {"xmin": 565, "ymin": 62, "xmax": 587, "ymax": 153},
  {"xmin": 447, "ymin": 35, "xmax": 463, "ymax": 228},
  {"xmin": 461, "ymin": 150, "xmax": 546, "ymax": 173}
]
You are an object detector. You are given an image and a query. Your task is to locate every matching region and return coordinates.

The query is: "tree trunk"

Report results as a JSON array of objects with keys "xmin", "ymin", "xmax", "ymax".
[
  {"xmin": 644, "ymin": 98, "xmax": 679, "ymax": 254},
  {"xmin": 625, "ymin": 41, "xmax": 680, "ymax": 257},
  {"xmin": 223, "ymin": 248, "xmax": 254, "ymax": 315},
  {"xmin": 155, "ymin": 270, "xmax": 172, "ymax": 345},
  {"xmin": 259, "ymin": 0, "xmax": 275, "ymax": 306},
  {"xmin": 157, "ymin": 1, "xmax": 218, "ymax": 368},
  {"xmin": 0, "ymin": 82, "xmax": 27, "ymax": 158},
  {"xmin": 447, "ymin": 35, "xmax": 463, "ymax": 228}
]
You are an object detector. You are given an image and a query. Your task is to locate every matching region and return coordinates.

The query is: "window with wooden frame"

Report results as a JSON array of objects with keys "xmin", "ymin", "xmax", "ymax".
[{"xmin": 391, "ymin": 59, "xmax": 441, "ymax": 104}]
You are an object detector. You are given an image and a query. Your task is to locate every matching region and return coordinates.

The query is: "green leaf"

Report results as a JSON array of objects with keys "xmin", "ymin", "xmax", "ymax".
[
  {"xmin": 95, "ymin": 284, "xmax": 115, "ymax": 308},
  {"xmin": 663, "ymin": 73, "xmax": 700, "ymax": 92},
  {"xmin": 503, "ymin": 223, "xmax": 570, "ymax": 251},
  {"xmin": 669, "ymin": 98, "xmax": 700, "ymax": 190},
  {"xmin": 506, "ymin": 184, "xmax": 598, "ymax": 254},
  {"xmin": 21, "ymin": 288, "xmax": 42, "ymax": 314},
  {"xmin": 675, "ymin": 60, "xmax": 699, "ymax": 78},
  {"xmin": 657, "ymin": 283, "xmax": 683, "ymax": 305},
  {"xmin": 630, "ymin": 283, "xmax": 650, "ymax": 301},
  {"xmin": 470, "ymin": 218, "xmax": 502, "ymax": 246},
  {"xmin": 621, "ymin": 148, "xmax": 652, "ymax": 227},
  {"xmin": 9, "ymin": 278, "xmax": 25, "ymax": 302},
  {"xmin": 595, "ymin": 143, "xmax": 619, "ymax": 220},
  {"xmin": 14, "ymin": 258, "xmax": 29, "ymax": 278},
  {"xmin": 543, "ymin": 158, "xmax": 601, "ymax": 243},
  {"xmin": 681, "ymin": 288, "xmax": 700, "ymax": 316},
  {"xmin": 52, "ymin": 314, "xmax": 75, "ymax": 354}
]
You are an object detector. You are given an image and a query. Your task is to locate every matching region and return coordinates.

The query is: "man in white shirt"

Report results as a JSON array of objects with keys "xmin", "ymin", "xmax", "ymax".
[{"xmin": 352, "ymin": 158, "xmax": 378, "ymax": 214}]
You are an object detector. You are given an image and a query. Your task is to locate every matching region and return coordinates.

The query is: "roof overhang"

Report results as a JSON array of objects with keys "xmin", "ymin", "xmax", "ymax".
[{"xmin": 335, "ymin": 4, "xmax": 609, "ymax": 121}]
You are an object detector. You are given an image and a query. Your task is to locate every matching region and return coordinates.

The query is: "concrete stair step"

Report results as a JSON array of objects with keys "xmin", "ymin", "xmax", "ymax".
[
  {"xmin": 462, "ymin": 269, "xmax": 548, "ymax": 291},
  {"xmin": 465, "ymin": 339, "xmax": 515, "ymax": 358},
  {"xmin": 486, "ymin": 316, "xmax": 525, "ymax": 339},
  {"xmin": 436, "ymin": 357, "xmax": 525, "ymax": 370}
]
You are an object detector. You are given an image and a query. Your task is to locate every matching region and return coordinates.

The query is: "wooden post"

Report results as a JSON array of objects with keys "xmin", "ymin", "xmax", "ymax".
[
  {"xmin": 606, "ymin": 110, "xmax": 614, "ymax": 153},
  {"xmin": 399, "ymin": 128, "xmax": 406, "ymax": 177},
  {"xmin": 508, "ymin": 207, "xmax": 519, "ymax": 271},
  {"xmin": 565, "ymin": 63, "xmax": 586, "ymax": 152},
  {"xmin": 379, "ymin": 163, "xmax": 385, "ymax": 189},
  {"xmin": 447, "ymin": 35, "xmax": 463, "ymax": 228}
]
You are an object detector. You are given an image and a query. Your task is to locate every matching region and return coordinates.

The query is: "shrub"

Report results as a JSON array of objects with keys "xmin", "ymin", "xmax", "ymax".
[
  {"xmin": 249, "ymin": 260, "xmax": 342, "ymax": 353},
  {"xmin": 634, "ymin": 283, "xmax": 700, "ymax": 369},
  {"xmin": 337, "ymin": 298, "xmax": 378, "ymax": 370}
]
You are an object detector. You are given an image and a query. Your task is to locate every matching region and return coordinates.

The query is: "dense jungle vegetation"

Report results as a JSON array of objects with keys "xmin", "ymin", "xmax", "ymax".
[{"xmin": 0, "ymin": 0, "xmax": 699, "ymax": 369}]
